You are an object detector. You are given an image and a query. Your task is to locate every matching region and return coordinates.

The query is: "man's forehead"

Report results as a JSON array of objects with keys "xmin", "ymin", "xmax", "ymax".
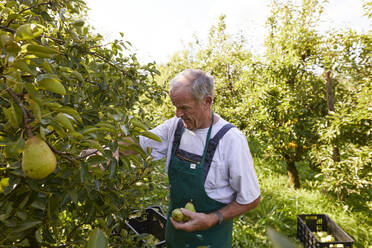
[
  {"xmin": 172, "ymin": 77, "xmax": 192, "ymax": 90},
  {"xmin": 170, "ymin": 87, "xmax": 195, "ymax": 104}
]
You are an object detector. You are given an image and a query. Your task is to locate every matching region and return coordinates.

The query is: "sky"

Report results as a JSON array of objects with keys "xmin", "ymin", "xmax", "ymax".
[{"xmin": 85, "ymin": 0, "xmax": 371, "ymax": 64}]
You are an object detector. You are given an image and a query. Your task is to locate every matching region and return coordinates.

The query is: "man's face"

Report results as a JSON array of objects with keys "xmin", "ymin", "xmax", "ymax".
[{"xmin": 169, "ymin": 86, "xmax": 210, "ymax": 130}]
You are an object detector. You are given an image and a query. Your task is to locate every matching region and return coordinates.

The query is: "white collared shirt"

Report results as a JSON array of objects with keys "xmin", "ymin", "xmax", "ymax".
[{"xmin": 139, "ymin": 115, "xmax": 260, "ymax": 205}]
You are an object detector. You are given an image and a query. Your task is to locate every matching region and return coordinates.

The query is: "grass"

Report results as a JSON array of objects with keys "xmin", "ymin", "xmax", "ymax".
[{"xmin": 140, "ymin": 157, "xmax": 371, "ymax": 248}]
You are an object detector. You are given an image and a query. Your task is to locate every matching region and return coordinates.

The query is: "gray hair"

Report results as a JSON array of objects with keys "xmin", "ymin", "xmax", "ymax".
[{"xmin": 169, "ymin": 69, "xmax": 214, "ymax": 102}]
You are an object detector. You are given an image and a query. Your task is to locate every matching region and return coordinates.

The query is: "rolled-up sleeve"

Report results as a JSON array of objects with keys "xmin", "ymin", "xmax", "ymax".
[
  {"xmin": 226, "ymin": 130, "xmax": 260, "ymax": 205},
  {"xmin": 139, "ymin": 117, "xmax": 176, "ymax": 161}
]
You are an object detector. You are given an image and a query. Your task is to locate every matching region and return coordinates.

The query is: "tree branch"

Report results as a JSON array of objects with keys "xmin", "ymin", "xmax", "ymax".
[
  {"xmin": 2, "ymin": 78, "xmax": 33, "ymax": 137},
  {"xmin": 5, "ymin": 2, "xmax": 53, "ymax": 27},
  {"xmin": 44, "ymin": 140, "xmax": 101, "ymax": 165},
  {"xmin": 0, "ymin": 25, "xmax": 15, "ymax": 34},
  {"xmin": 89, "ymin": 52, "xmax": 126, "ymax": 75},
  {"xmin": 66, "ymin": 224, "xmax": 81, "ymax": 243},
  {"xmin": 0, "ymin": 25, "xmax": 64, "ymax": 48},
  {"xmin": 75, "ymin": 150, "xmax": 99, "ymax": 160},
  {"xmin": 121, "ymin": 165, "xmax": 148, "ymax": 190},
  {"xmin": 44, "ymin": 140, "xmax": 76, "ymax": 165}
]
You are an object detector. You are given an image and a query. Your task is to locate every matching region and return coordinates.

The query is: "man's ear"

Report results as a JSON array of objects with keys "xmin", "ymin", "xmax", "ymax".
[{"xmin": 203, "ymin": 96, "xmax": 213, "ymax": 109}]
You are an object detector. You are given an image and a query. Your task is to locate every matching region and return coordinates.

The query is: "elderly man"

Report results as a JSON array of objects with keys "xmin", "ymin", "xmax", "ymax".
[{"xmin": 138, "ymin": 69, "xmax": 260, "ymax": 248}]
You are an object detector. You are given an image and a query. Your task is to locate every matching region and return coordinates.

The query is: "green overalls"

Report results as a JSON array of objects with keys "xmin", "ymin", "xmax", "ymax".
[{"xmin": 165, "ymin": 116, "xmax": 235, "ymax": 248}]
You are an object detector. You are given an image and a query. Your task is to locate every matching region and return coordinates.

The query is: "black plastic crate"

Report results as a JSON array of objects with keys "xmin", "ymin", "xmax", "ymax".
[
  {"xmin": 125, "ymin": 206, "xmax": 167, "ymax": 247},
  {"xmin": 297, "ymin": 214, "xmax": 354, "ymax": 248}
]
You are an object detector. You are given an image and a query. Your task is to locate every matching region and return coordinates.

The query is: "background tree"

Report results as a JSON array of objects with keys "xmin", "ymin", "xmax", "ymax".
[
  {"xmin": 312, "ymin": 28, "xmax": 371, "ymax": 201},
  {"xmin": 245, "ymin": 0, "xmax": 329, "ymax": 188},
  {"xmin": 0, "ymin": 0, "xmax": 164, "ymax": 247}
]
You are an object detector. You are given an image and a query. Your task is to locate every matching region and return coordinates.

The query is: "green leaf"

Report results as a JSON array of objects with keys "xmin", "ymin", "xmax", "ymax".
[
  {"xmin": 87, "ymin": 228, "xmax": 107, "ymax": 248},
  {"xmin": 96, "ymin": 122, "xmax": 116, "ymax": 133},
  {"xmin": 140, "ymin": 131, "xmax": 162, "ymax": 143},
  {"xmin": 55, "ymin": 113, "xmax": 74, "ymax": 130},
  {"xmin": 57, "ymin": 106, "xmax": 82, "ymax": 123},
  {"xmin": 119, "ymin": 143, "xmax": 146, "ymax": 157},
  {"xmin": 2, "ymin": 107, "xmax": 13, "ymax": 128},
  {"xmin": 69, "ymin": 190, "xmax": 78, "ymax": 203},
  {"xmin": 30, "ymin": 100, "xmax": 41, "ymax": 122},
  {"xmin": 70, "ymin": 131, "xmax": 84, "ymax": 139},
  {"xmin": 131, "ymin": 119, "xmax": 148, "ymax": 131},
  {"xmin": 81, "ymin": 127, "xmax": 101, "ymax": 135},
  {"xmin": 24, "ymin": 83, "xmax": 41, "ymax": 103},
  {"xmin": 15, "ymin": 24, "xmax": 43, "ymax": 41},
  {"xmin": 109, "ymin": 159, "xmax": 116, "ymax": 179},
  {"xmin": 13, "ymin": 221, "xmax": 42, "ymax": 233},
  {"xmin": 16, "ymin": 211, "xmax": 27, "ymax": 221},
  {"xmin": 26, "ymin": 44, "xmax": 58, "ymax": 54},
  {"xmin": 41, "ymin": 61, "xmax": 53, "ymax": 73},
  {"xmin": 42, "ymin": 227, "xmax": 56, "ymax": 244},
  {"xmin": 31, "ymin": 200, "xmax": 46, "ymax": 211},
  {"xmin": 81, "ymin": 162, "xmax": 87, "ymax": 184},
  {"xmin": 45, "ymin": 102, "xmax": 63, "ymax": 110},
  {"xmin": 86, "ymin": 155, "xmax": 107, "ymax": 166},
  {"xmin": 0, "ymin": 178, "xmax": 9, "ymax": 187},
  {"xmin": 37, "ymin": 76, "xmax": 66, "ymax": 95},
  {"xmin": 19, "ymin": 194, "xmax": 31, "ymax": 209},
  {"xmin": 13, "ymin": 60, "xmax": 35, "ymax": 74},
  {"xmin": 14, "ymin": 134, "xmax": 25, "ymax": 153},
  {"xmin": 47, "ymin": 195, "xmax": 60, "ymax": 219},
  {"xmin": 0, "ymin": 213, "xmax": 10, "ymax": 222},
  {"xmin": 83, "ymin": 140, "xmax": 104, "ymax": 154},
  {"xmin": 0, "ymin": 34, "xmax": 11, "ymax": 48},
  {"xmin": 85, "ymin": 204, "xmax": 96, "ymax": 223},
  {"xmin": 120, "ymin": 124, "xmax": 129, "ymax": 136},
  {"xmin": 73, "ymin": 19, "xmax": 85, "ymax": 27},
  {"xmin": 71, "ymin": 70, "xmax": 84, "ymax": 82},
  {"xmin": 4, "ymin": 39, "xmax": 21, "ymax": 56},
  {"xmin": 2, "ymin": 103, "xmax": 22, "ymax": 129}
]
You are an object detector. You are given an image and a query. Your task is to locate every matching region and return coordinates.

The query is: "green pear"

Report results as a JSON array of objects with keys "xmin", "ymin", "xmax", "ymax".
[
  {"xmin": 316, "ymin": 231, "xmax": 328, "ymax": 238},
  {"xmin": 172, "ymin": 208, "xmax": 184, "ymax": 222},
  {"xmin": 22, "ymin": 136, "xmax": 56, "ymax": 179},
  {"xmin": 183, "ymin": 200, "xmax": 196, "ymax": 221}
]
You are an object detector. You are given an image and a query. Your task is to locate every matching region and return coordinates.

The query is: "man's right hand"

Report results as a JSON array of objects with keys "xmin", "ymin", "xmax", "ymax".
[{"xmin": 170, "ymin": 208, "xmax": 217, "ymax": 232}]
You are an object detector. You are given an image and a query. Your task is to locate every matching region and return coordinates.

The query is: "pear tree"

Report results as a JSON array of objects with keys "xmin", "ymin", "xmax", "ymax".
[{"xmin": 0, "ymin": 0, "xmax": 165, "ymax": 247}]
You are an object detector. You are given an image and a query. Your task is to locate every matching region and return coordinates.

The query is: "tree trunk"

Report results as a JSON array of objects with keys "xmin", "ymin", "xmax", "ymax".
[
  {"xmin": 286, "ymin": 160, "xmax": 300, "ymax": 189},
  {"xmin": 324, "ymin": 70, "xmax": 340, "ymax": 162}
]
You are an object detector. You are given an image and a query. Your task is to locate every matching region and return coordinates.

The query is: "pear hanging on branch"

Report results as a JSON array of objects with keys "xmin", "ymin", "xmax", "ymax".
[{"xmin": 22, "ymin": 136, "xmax": 56, "ymax": 179}]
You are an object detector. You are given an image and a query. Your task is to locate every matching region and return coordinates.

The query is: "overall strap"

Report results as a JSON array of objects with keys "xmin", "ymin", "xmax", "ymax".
[
  {"xmin": 171, "ymin": 118, "xmax": 184, "ymax": 157},
  {"xmin": 200, "ymin": 112, "xmax": 214, "ymax": 164},
  {"xmin": 204, "ymin": 123, "xmax": 235, "ymax": 182}
]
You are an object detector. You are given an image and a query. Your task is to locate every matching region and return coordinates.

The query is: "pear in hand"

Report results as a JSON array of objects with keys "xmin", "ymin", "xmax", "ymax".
[
  {"xmin": 183, "ymin": 200, "xmax": 196, "ymax": 221},
  {"xmin": 172, "ymin": 208, "xmax": 184, "ymax": 222}
]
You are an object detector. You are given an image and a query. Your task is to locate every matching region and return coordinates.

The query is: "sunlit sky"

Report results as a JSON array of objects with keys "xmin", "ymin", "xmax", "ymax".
[{"xmin": 85, "ymin": 0, "xmax": 370, "ymax": 64}]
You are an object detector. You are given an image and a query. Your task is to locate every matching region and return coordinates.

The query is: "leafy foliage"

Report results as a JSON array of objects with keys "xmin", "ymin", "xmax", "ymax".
[
  {"xmin": 0, "ymin": 0, "xmax": 165, "ymax": 247},
  {"xmin": 312, "ymin": 30, "xmax": 372, "ymax": 201}
]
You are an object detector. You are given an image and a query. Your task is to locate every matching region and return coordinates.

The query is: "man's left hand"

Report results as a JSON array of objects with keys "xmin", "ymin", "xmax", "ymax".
[{"xmin": 170, "ymin": 208, "xmax": 218, "ymax": 232}]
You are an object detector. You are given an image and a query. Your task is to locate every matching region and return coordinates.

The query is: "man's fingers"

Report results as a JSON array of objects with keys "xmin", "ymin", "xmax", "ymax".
[
  {"xmin": 170, "ymin": 217, "xmax": 187, "ymax": 230},
  {"xmin": 181, "ymin": 208, "xmax": 196, "ymax": 218}
]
